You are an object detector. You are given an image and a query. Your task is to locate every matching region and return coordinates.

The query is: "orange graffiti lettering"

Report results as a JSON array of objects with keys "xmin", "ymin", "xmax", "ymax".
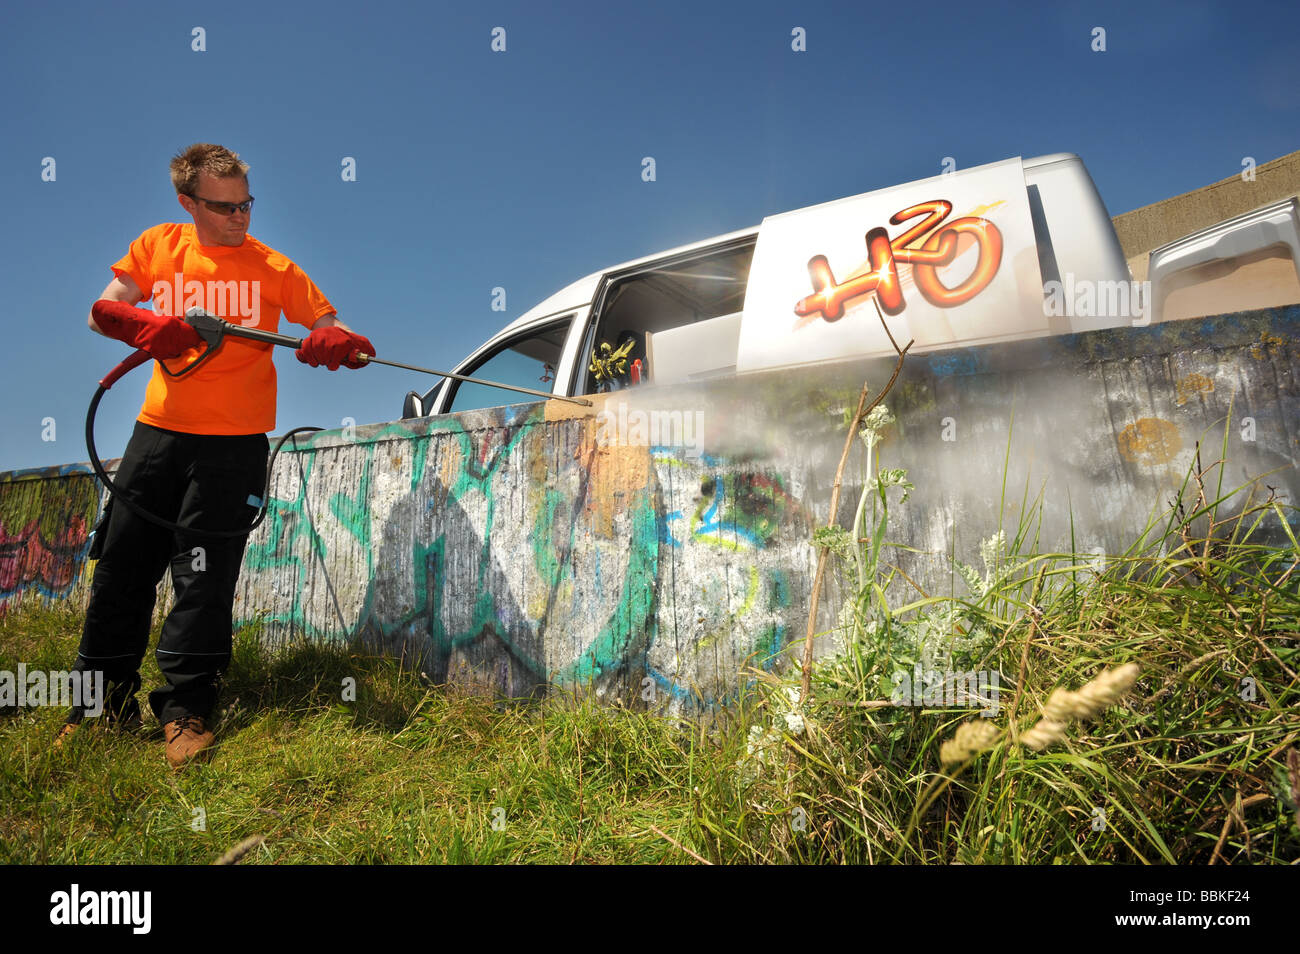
[{"xmin": 794, "ymin": 199, "xmax": 1002, "ymax": 322}]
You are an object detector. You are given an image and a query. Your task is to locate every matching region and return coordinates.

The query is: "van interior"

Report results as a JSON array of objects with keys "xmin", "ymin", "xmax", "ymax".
[{"xmin": 580, "ymin": 240, "xmax": 755, "ymax": 394}]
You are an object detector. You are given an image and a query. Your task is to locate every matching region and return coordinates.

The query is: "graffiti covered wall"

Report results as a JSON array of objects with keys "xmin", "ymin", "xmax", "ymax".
[
  {"xmin": 0, "ymin": 463, "xmax": 103, "ymax": 618},
  {"xmin": 3, "ymin": 307, "xmax": 1297, "ymax": 709},
  {"xmin": 234, "ymin": 402, "xmax": 815, "ymax": 707}
]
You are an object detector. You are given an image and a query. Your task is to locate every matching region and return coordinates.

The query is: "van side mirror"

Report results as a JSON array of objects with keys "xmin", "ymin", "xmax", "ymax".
[{"xmin": 402, "ymin": 391, "xmax": 425, "ymax": 419}]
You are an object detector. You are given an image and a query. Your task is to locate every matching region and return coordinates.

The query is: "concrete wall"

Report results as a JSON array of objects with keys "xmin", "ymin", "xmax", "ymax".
[{"xmin": 4, "ymin": 307, "xmax": 1296, "ymax": 710}]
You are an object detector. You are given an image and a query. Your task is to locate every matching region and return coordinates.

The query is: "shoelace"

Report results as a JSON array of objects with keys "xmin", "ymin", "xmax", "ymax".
[{"xmin": 168, "ymin": 715, "xmax": 206, "ymax": 739}]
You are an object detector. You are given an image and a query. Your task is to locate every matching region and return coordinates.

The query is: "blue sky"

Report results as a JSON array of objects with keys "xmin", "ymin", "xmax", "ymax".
[{"xmin": 1, "ymin": 0, "xmax": 1297, "ymax": 472}]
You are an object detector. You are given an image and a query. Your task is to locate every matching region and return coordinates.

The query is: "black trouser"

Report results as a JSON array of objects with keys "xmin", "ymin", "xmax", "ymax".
[{"xmin": 74, "ymin": 421, "xmax": 268, "ymax": 725}]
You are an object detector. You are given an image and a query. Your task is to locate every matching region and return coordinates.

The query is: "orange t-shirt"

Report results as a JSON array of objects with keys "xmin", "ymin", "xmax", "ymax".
[{"xmin": 110, "ymin": 222, "xmax": 336, "ymax": 435}]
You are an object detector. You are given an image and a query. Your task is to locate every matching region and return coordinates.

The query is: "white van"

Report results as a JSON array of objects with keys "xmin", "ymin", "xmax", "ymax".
[{"xmin": 402, "ymin": 153, "xmax": 1139, "ymax": 418}]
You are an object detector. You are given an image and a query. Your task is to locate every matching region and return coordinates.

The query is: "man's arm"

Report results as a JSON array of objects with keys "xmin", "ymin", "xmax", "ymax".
[
  {"xmin": 310, "ymin": 313, "xmax": 354, "ymax": 333},
  {"xmin": 87, "ymin": 275, "xmax": 202, "ymax": 358},
  {"xmin": 88, "ymin": 275, "xmax": 145, "ymax": 336}
]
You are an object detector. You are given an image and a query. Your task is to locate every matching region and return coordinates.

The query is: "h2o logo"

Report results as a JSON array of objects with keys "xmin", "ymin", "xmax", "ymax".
[{"xmin": 794, "ymin": 200, "xmax": 1003, "ymax": 322}]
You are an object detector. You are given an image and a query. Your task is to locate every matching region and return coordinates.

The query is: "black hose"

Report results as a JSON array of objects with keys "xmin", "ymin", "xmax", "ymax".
[{"xmin": 85, "ymin": 381, "xmax": 322, "ymax": 540}]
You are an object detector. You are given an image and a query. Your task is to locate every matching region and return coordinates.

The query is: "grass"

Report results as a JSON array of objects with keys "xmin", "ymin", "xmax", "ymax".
[
  {"xmin": 1, "ymin": 418, "xmax": 1297, "ymax": 864},
  {"xmin": 0, "ymin": 606, "xmax": 709, "ymax": 863},
  {"xmin": 704, "ymin": 406, "xmax": 1300, "ymax": 865}
]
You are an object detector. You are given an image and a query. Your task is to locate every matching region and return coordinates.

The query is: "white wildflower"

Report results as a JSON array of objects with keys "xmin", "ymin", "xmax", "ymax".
[
  {"xmin": 860, "ymin": 404, "xmax": 895, "ymax": 449},
  {"xmin": 979, "ymin": 530, "xmax": 1005, "ymax": 577},
  {"xmin": 864, "ymin": 403, "xmax": 895, "ymax": 431}
]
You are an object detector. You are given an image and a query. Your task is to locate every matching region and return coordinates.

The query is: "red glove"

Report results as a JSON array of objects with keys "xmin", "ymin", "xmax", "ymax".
[
  {"xmin": 92, "ymin": 299, "xmax": 202, "ymax": 361},
  {"xmin": 295, "ymin": 326, "xmax": 374, "ymax": 370}
]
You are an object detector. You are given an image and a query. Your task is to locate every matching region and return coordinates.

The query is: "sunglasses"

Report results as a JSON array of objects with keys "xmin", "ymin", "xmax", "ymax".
[{"xmin": 188, "ymin": 194, "xmax": 255, "ymax": 215}]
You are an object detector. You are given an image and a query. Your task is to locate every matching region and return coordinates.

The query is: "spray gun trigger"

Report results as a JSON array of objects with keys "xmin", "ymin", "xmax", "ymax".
[{"xmin": 184, "ymin": 308, "xmax": 227, "ymax": 348}]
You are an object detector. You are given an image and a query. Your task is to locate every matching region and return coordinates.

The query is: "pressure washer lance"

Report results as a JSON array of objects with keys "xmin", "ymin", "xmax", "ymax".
[
  {"xmin": 85, "ymin": 308, "xmax": 592, "ymax": 541},
  {"xmin": 182, "ymin": 309, "xmax": 591, "ymax": 407}
]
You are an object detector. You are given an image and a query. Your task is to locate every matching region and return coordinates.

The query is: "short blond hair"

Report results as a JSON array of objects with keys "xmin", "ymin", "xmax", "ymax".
[{"xmin": 170, "ymin": 143, "xmax": 249, "ymax": 195}]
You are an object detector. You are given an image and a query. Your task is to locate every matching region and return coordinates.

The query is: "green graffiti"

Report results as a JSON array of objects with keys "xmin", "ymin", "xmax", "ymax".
[
  {"xmin": 233, "ymin": 410, "xmax": 783, "ymax": 705},
  {"xmin": 328, "ymin": 456, "xmax": 372, "ymax": 553},
  {"xmin": 554, "ymin": 493, "xmax": 659, "ymax": 685},
  {"xmin": 244, "ymin": 453, "xmax": 327, "ymax": 570},
  {"xmin": 530, "ymin": 486, "xmax": 566, "ymax": 596},
  {"xmin": 410, "ymin": 437, "xmax": 427, "ymax": 490}
]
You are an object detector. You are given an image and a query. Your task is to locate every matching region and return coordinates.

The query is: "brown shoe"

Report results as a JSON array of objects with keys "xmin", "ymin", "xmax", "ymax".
[
  {"xmin": 164, "ymin": 715, "xmax": 215, "ymax": 769},
  {"xmin": 53, "ymin": 674, "xmax": 144, "ymax": 750}
]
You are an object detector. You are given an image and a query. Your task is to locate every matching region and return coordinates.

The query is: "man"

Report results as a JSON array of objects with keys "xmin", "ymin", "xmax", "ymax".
[{"xmin": 57, "ymin": 143, "xmax": 373, "ymax": 768}]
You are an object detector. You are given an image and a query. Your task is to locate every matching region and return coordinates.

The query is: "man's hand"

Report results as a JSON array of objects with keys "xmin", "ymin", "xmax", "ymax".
[
  {"xmin": 295, "ymin": 325, "xmax": 375, "ymax": 370},
  {"xmin": 91, "ymin": 299, "xmax": 203, "ymax": 360}
]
